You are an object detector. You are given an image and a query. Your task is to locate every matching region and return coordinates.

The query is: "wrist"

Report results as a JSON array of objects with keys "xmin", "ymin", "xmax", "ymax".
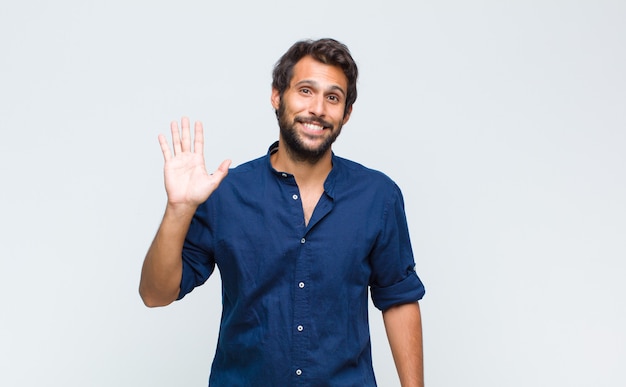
[{"xmin": 164, "ymin": 201, "xmax": 198, "ymax": 220}]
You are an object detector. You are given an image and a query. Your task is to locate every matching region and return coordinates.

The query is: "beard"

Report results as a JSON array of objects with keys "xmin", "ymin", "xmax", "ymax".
[{"xmin": 276, "ymin": 101, "xmax": 344, "ymax": 164}]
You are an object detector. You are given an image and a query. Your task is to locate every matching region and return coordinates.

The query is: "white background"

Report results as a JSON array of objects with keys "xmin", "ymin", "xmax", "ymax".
[{"xmin": 1, "ymin": 1, "xmax": 624, "ymax": 386}]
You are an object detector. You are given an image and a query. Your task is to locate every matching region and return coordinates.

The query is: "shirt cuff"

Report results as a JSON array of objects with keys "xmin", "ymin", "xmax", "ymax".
[{"xmin": 371, "ymin": 273, "xmax": 425, "ymax": 311}]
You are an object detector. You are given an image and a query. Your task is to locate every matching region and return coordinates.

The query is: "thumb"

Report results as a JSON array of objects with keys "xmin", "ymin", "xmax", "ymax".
[{"xmin": 212, "ymin": 159, "xmax": 232, "ymax": 180}]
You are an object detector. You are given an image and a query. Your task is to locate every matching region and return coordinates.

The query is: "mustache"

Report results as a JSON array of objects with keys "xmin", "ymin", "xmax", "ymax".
[{"xmin": 294, "ymin": 116, "xmax": 334, "ymax": 130}]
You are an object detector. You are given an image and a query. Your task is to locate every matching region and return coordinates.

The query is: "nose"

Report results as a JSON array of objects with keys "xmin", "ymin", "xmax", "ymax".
[{"xmin": 308, "ymin": 94, "xmax": 326, "ymax": 117}]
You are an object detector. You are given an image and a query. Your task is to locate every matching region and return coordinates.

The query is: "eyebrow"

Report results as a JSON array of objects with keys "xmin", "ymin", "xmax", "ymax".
[{"xmin": 294, "ymin": 79, "xmax": 346, "ymax": 98}]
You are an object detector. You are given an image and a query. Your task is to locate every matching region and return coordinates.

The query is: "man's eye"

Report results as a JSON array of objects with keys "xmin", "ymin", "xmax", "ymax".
[{"xmin": 300, "ymin": 88, "xmax": 311, "ymax": 94}]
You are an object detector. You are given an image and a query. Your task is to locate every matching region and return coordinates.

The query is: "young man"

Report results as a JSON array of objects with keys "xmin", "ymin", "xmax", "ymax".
[{"xmin": 140, "ymin": 38, "xmax": 426, "ymax": 386}]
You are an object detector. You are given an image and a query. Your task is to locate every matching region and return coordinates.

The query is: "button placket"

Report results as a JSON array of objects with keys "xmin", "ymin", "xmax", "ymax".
[{"xmin": 293, "ymin": 219, "xmax": 309, "ymax": 383}]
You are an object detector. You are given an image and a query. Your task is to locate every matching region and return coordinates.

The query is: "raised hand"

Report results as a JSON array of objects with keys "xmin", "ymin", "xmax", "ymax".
[{"xmin": 158, "ymin": 117, "xmax": 231, "ymax": 209}]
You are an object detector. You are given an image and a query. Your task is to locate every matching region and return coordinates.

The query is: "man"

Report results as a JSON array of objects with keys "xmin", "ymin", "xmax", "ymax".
[{"xmin": 140, "ymin": 38, "xmax": 425, "ymax": 386}]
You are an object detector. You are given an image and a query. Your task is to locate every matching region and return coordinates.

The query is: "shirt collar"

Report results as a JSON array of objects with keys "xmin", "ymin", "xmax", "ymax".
[{"xmin": 265, "ymin": 141, "xmax": 338, "ymax": 199}]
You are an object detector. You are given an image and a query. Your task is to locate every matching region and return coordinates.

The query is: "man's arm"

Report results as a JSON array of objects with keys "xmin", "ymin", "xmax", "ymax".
[
  {"xmin": 139, "ymin": 117, "xmax": 230, "ymax": 307},
  {"xmin": 382, "ymin": 301, "xmax": 424, "ymax": 387},
  {"xmin": 139, "ymin": 203, "xmax": 196, "ymax": 307}
]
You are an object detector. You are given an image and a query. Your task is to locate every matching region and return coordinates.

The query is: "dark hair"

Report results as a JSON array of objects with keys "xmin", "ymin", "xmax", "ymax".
[{"xmin": 272, "ymin": 38, "xmax": 358, "ymax": 117}]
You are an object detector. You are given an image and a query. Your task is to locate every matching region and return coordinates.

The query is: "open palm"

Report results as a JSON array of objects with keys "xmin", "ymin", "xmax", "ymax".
[{"xmin": 159, "ymin": 117, "xmax": 231, "ymax": 207}]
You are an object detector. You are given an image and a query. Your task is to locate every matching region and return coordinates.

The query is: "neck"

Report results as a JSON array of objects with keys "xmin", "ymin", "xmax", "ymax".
[{"xmin": 270, "ymin": 143, "xmax": 332, "ymax": 186}]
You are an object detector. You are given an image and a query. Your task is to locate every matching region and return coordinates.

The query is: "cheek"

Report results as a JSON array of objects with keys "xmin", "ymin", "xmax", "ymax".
[
  {"xmin": 286, "ymin": 97, "xmax": 309, "ymax": 113},
  {"xmin": 330, "ymin": 107, "xmax": 348, "ymax": 123}
]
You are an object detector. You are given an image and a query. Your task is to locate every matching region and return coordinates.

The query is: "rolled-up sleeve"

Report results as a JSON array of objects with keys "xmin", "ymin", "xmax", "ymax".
[
  {"xmin": 370, "ymin": 270, "xmax": 425, "ymax": 311},
  {"xmin": 178, "ymin": 202, "xmax": 216, "ymax": 300},
  {"xmin": 369, "ymin": 184, "xmax": 425, "ymax": 311}
]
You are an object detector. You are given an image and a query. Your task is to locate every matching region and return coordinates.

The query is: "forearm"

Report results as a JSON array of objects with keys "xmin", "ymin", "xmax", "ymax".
[
  {"xmin": 139, "ymin": 204, "xmax": 197, "ymax": 307},
  {"xmin": 382, "ymin": 302, "xmax": 424, "ymax": 387}
]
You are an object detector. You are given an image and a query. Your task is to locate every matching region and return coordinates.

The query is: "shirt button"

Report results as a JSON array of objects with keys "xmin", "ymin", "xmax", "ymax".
[
  {"xmin": 295, "ymin": 369, "xmax": 302, "ymax": 376},
  {"xmin": 300, "ymin": 238, "xmax": 306, "ymax": 244},
  {"xmin": 298, "ymin": 282, "xmax": 305, "ymax": 288},
  {"xmin": 292, "ymin": 194, "xmax": 298, "ymax": 200},
  {"xmin": 281, "ymin": 173, "xmax": 288, "ymax": 178},
  {"xmin": 297, "ymin": 325, "xmax": 303, "ymax": 332}
]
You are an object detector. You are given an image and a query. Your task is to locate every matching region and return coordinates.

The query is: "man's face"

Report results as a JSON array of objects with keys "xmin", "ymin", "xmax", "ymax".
[{"xmin": 271, "ymin": 55, "xmax": 352, "ymax": 163}]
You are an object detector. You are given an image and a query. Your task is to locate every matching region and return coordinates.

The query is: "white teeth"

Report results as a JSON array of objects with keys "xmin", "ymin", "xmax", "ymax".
[{"xmin": 303, "ymin": 122, "xmax": 323, "ymax": 131}]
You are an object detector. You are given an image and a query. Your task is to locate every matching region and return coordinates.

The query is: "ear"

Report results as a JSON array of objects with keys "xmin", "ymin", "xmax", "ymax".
[
  {"xmin": 271, "ymin": 88, "xmax": 281, "ymax": 110},
  {"xmin": 342, "ymin": 105, "xmax": 353, "ymax": 125}
]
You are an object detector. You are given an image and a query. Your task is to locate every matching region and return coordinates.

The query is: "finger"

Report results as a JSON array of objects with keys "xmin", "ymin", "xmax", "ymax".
[
  {"xmin": 193, "ymin": 121, "xmax": 204, "ymax": 155},
  {"xmin": 170, "ymin": 120, "xmax": 182, "ymax": 155},
  {"xmin": 180, "ymin": 116, "xmax": 191, "ymax": 153},
  {"xmin": 212, "ymin": 159, "xmax": 232, "ymax": 181},
  {"xmin": 158, "ymin": 134, "xmax": 172, "ymax": 161}
]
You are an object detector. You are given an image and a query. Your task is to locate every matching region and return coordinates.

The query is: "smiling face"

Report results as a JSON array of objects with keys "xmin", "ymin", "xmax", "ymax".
[{"xmin": 271, "ymin": 55, "xmax": 352, "ymax": 164}]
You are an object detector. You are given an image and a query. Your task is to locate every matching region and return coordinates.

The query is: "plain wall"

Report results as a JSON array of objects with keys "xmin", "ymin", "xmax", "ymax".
[{"xmin": 1, "ymin": 1, "xmax": 624, "ymax": 386}]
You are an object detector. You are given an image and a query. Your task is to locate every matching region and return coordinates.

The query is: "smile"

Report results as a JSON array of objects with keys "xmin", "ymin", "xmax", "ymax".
[{"xmin": 302, "ymin": 122, "xmax": 324, "ymax": 131}]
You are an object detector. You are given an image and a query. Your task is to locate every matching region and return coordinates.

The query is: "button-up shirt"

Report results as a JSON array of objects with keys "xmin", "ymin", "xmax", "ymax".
[{"xmin": 179, "ymin": 142, "xmax": 425, "ymax": 386}]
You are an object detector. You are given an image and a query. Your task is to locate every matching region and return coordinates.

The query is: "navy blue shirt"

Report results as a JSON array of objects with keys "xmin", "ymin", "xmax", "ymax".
[{"xmin": 179, "ymin": 142, "xmax": 425, "ymax": 386}]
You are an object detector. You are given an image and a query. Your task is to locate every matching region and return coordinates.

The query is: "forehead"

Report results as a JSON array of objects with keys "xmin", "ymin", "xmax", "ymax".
[{"xmin": 290, "ymin": 56, "xmax": 348, "ymax": 91}]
